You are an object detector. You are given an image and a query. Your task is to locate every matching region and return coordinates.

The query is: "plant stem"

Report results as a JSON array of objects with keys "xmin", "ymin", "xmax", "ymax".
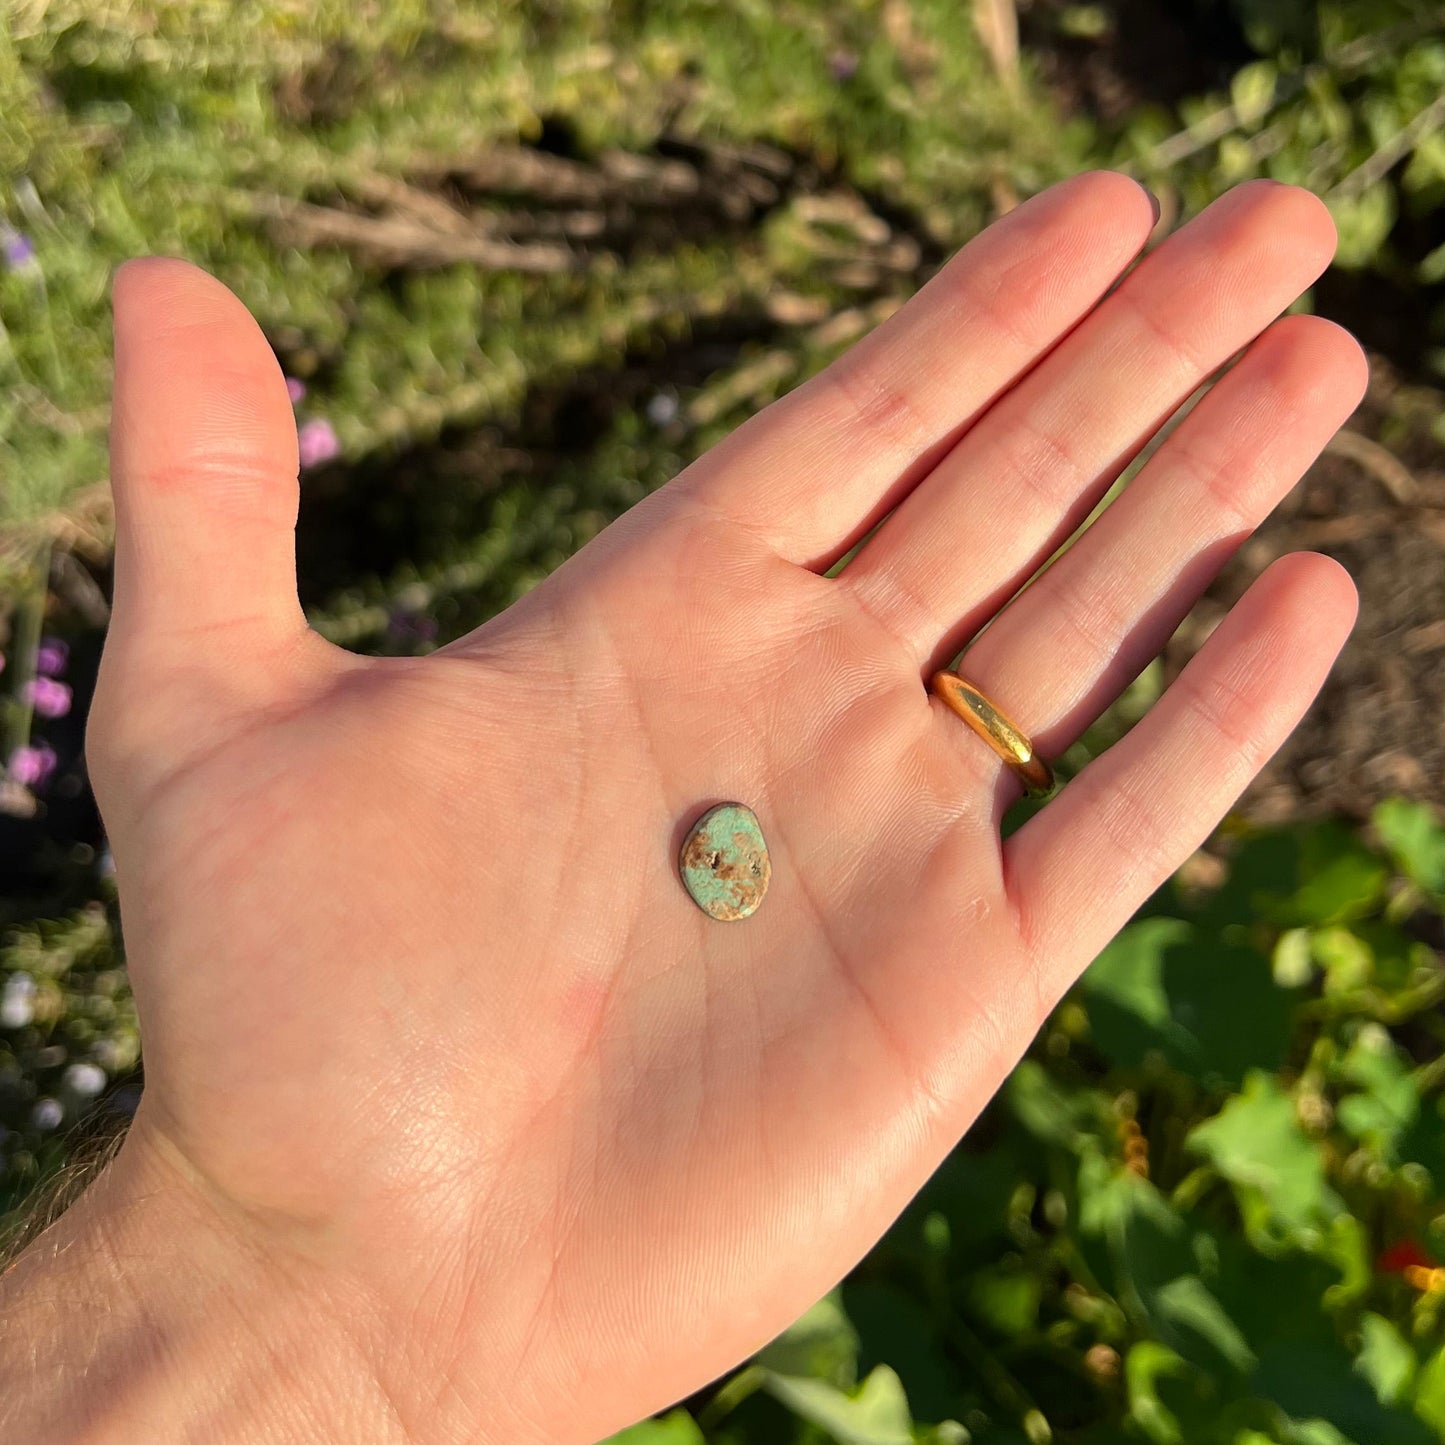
[
  {"xmin": 3, "ymin": 541, "xmax": 51, "ymax": 767},
  {"xmin": 1330, "ymin": 91, "xmax": 1445, "ymax": 199},
  {"xmin": 1142, "ymin": 11, "xmax": 1445, "ymax": 172}
]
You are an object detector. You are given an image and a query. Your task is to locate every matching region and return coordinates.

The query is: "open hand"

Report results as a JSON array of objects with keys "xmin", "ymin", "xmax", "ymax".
[{"xmin": 76, "ymin": 173, "xmax": 1362, "ymax": 1444}]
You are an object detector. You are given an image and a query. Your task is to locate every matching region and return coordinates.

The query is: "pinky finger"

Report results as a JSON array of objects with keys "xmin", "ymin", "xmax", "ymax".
[{"xmin": 1003, "ymin": 552, "xmax": 1357, "ymax": 1001}]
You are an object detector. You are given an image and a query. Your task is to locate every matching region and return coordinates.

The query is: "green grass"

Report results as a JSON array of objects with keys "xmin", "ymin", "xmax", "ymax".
[{"xmin": 0, "ymin": 1, "xmax": 1065, "ymax": 595}]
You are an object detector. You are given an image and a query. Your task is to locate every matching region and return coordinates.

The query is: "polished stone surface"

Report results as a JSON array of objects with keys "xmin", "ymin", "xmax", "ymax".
[{"xmin": 678, "ymin": 802, "xmax": 771, "ymax": 921}]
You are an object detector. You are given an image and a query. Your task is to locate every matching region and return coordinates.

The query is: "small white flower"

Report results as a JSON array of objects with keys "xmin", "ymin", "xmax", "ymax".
[
  {"xmin": 65, "ymin": 1062, "xmax": 107, "ymax": 1097},
  {"xmin": 31, "ymin": 1098, "xmax": 63, "ymax": 1131}
]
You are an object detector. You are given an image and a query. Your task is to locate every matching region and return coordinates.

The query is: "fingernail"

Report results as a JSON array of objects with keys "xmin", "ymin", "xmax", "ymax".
[{"xmin": 1144, "ymin": 187, "xmax": 1161, "ymax": 225}]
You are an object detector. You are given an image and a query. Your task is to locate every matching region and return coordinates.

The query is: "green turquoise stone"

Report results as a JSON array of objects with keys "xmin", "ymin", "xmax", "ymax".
[{"xmin": 679, "ymin": 802, "xmax": 771, "ymax": 922}]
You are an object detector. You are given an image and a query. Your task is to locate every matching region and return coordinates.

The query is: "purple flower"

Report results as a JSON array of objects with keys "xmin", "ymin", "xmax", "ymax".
[
  {"xmin": 36, "ymin": 637, "xmax": 68, "ymax": 676},
  {"xmin": 829, "ymin": 50, "xmax": 859, "ymax": 81},
  {"xmin": 285, "ymin": 376, "xmax": 307, "ymax": 404},
  {"xmin": 23, "ymin": 676, "xmax": 71, "ymax": 719},
  {"xmin": 9, "ymin": 743, "xmax": 57, "ymax": 789},
  {"xmin": 298, "ymin": 417, "xmax": 340, "ymax": 468},
  {"xmin": 3, "ymin": 232, "xmax": 35, "ymax": 269}
]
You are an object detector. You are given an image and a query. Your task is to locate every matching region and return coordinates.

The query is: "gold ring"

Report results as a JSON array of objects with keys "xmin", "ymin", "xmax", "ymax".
[{"xmin": 930, "ymin": 671, "xmax": 1054, "ymax": 799}]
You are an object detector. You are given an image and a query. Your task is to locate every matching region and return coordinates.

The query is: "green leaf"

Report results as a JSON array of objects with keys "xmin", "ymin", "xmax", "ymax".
[
  {"xmin": 602, "ymin": 1411, "xmax": 706, "ymax": 1444},
  {"xmin": 1081, "ymin": 919, "xmax": 1296, "ymax": 1086},
  {"xmin": 1210, "ymin": 1238, "xmax": 1343, "ymax": 1362},
  {"xmin": 1201, "ymin": 824, "xmax": 1388, "ymax": 930},
  {"xmin": 1152, "ymin": 1274, "xmax": 1255, "ymax": 1375},
  {"xmin": 1273, "ymin": 928, "xmax": 1314, "ymax": 987},
  {"xmin": 756, "ymin": 1293, "xmax": 859, "ymax": 1388},
  {"xmin": 1420, "ymin": 240, "xmax": 1445, "ymax": 287},
  {"xmin": 1123, "ymin": 1341, "xmax": 1192, "ymax": 1445},
  {"xmin": 1349, "ymin": 921, "xmax": 1434, "ymax": 995},
  {"xmin": 963, "ymin": 1260, "xmax": 1043, "ymax": 1338},
  {"xmin": 1100, "ymin": 1171, "xmax": 1255, "ymax": 1377},
  {"xmin": 1416, "ymin": 1345, "xmax": 1445, "ymax": 1436},
  {"xmin": 1354, "ymin": 1313, "xmax": 1415, "ymax": 1407},
  {"xmin": 1231, "ymin": 61, "xmax": 1278, "ymax": 125},
  {"xmin": 1373, "ymin": 798, "xmax": 1445, "ymax": 903},
  {"xmin": 765, "ymin": 1365, "xmax": 913, "ymax": 1445},
  {"xmin": 1311, "ymin": 927, "xmax": 1373, "ymax": 994},
  {"xmin": 892, "ymin": 1134, "xmax": 1025, "ymax": 1264},
  {"xmin": 1335, "ymin": 1025, "xmax": 1418, "ymax": 1162},
  {"xmin": 1082, "ymin": 916, "xmax": 1192, "ymax": 1050},
  {"xmin": 844, "ymin": 1281, "xmax": 963, "ymax": 1426},
  {"xmin": 1327, "ymin": 185, "xmax": 1396, "ymax": 271},
  {"xmin": 1188, "ymin": 1073, "xmax": 1335, "ymax": 1236}
]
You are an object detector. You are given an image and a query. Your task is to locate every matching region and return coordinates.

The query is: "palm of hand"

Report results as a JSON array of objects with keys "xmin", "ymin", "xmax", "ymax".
[{"xmin": 92, "ymin": 174, "xmax": 1363, "ymax": 1443}]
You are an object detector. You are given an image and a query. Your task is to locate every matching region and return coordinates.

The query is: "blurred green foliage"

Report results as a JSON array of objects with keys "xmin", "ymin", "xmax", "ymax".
[
  {"xmin": 0, "ymin": 0, "xmax": 1064, "ymax": 592},
  {"xmin": 599, "ymin": 800, "xmax": 1445, "ymax": 1443},
  {"xmin": 1125, "ymin": 1, "xmax": 1445, "ymax": 377},
  {"xmin": 2, "ymin": 3, "xmax": 1444, "ymax": 1442}
]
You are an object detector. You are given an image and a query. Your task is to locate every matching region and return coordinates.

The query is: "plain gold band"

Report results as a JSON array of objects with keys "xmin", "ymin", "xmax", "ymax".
[{"xmin": 929, "ymin": 671, "xmax": 1055, "ymax": 799}]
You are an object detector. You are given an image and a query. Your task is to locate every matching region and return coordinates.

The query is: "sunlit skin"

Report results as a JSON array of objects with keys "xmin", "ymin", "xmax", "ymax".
[{"xmin": 1, "ymin": 174, "xmax": 1366, "ymax": 1445}]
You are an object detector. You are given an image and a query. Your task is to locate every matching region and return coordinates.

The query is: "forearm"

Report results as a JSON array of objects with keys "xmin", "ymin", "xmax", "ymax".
[{"xmin": 0, "ymin": 1124, "xmax": 406, "ymax": 1445}]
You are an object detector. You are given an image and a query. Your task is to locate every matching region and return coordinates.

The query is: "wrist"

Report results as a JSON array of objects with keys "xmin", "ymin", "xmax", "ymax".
[{"xmin": 0, "ymin": 1112, "xmax": 406, "ymax": 1445}]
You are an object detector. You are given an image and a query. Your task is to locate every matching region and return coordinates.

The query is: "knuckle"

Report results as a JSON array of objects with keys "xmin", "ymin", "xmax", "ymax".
[
  {"xmin": 822, "ymin": 357, "xmax": 933, "ymax": 461},
  {"xmin": 1178, "ymin": 666, "xmax": 1260, "ymax": 762},
  {"xmin": 1039, "ymin": 568, "xmax": 1127, "ymax": 666},
  {"xmin": 1114, "ymin": 285, "xmax": 1213, "ymax": 379},
  {"xmin": 1167, "ymin": 438, "xmax": 1255, "ymax": 534}
]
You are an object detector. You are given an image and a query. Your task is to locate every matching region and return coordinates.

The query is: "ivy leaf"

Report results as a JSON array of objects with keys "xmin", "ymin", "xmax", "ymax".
[
  {"xmin": 1008, "ymin": 1058, "xmax": 1112, "ymax": 1152},
  {"xmin": 1199, "ymin": 823, "xmax": 1388, "ymax": 930},
  {"xmin": 1188, "ymin": 1073, "xmax": 1335, "ymax": 1237},
  {"xmin": 1209, "ymin": 1236, "xmax": 1344, "ymax": 1361},
  {"xmin": 764, "ymin": 1365, "xmax": 914, "ymax": 1445},
  {"xmin": 1312, "ymin": 926, "xmax": 1374, "ymax": 995},
  {"xmin": 1373, "ymin": 798, "xmax": 1445, "ymax": 904},
  {"xmin": 756, "ymin": 1293, "xmax": 859, "ymax": 1388},
  {"xmin": 1354, "ymin": 1313, "xmax": 1415, "ymax": 1408},
  {"xmin": 1335, "ymin": 1025, "xmax": 1418, "ymax": 1162},
  {"xmin": 1399, "ymin": 1097, "xmax": 1445, "ymax": 1195},
  {"xmin": 1095, "ymin": 1170, "xmax": 1255, "ymax": 1378},
  {"xmin": 601, "ymin": 1411, "xmax": 706, "ymax": 1444}
]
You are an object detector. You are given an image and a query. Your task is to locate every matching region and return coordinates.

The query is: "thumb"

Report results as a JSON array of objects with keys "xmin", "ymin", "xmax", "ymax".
[{"xmin": 92, "ymin": 258, "xmax": 326, "ymax": 796}]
